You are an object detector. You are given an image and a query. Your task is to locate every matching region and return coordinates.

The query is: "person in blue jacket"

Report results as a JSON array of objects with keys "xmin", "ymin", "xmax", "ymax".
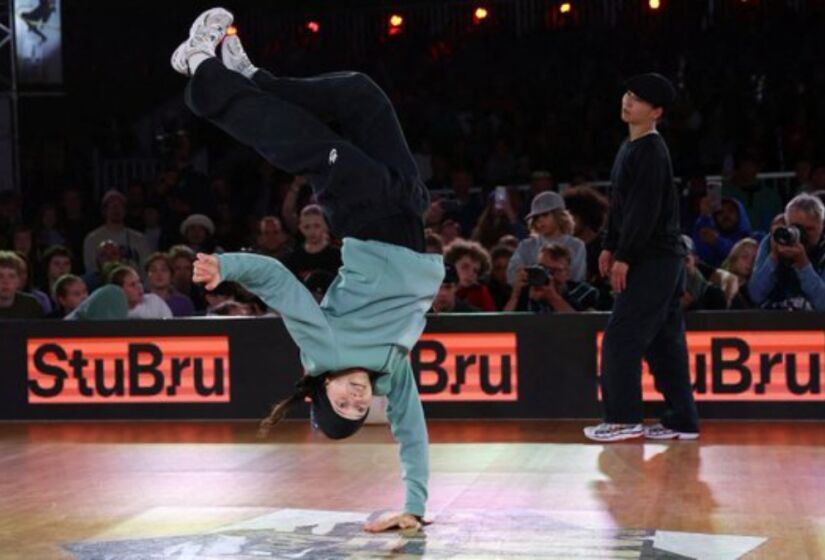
[
  {"xmin": 691, "ymin": 196, "xmax": 754, "ymax": 267},
  {"xmin": 173, "ymin": 8, "xmax": 444, "ymax": 532}
]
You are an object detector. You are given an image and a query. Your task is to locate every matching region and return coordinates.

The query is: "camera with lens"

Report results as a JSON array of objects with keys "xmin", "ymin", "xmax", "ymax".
[
  {"xmin": 772, "ymin": 224, "xmax": 807, "ymax": 247},
  {"xmin": 525, "ymin": 265, "xmax": 550, "ymax": 287}
]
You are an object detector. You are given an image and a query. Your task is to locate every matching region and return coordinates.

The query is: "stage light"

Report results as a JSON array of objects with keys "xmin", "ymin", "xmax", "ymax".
[
  {"xmin": 473, "ymin": 7, "xmax": 489, "ymax": 23},
  {"xmin": 388, "ymin": 13, "xmax": 404, "ymax": 36},
  {"xmin": 307, "ymin": 21, "xmax": 320, "ymax": 33},
  {"xmin": 559, "ymin": 3, "xmax": 572, "ymax": 14},
  {"xmin": 649, "ymin": 0, "xmax": 661, "ymax": 9},
  {"xmin": 226, "ymin": 25, "xmax": 238, "ymax": 36}
]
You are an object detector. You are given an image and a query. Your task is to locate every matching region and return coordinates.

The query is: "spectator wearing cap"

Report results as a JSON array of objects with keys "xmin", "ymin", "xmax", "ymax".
[
  {"xmin": 443, "ymin": 239, "xmax": 497, "ymax": 311},
  {"xmin": 506, "ymin": 191, "xmax": 587, "ymax": 286},
  {"xmin": 430, "ymin": 264, "xmax": 481, "ymax": 313},
  {"xmin": 144, "ymin": 252, "xmax": 196, "ymax": 317},
  {"xmin": 587, "ymin": 72, "xmax": 699, "ymax": 443},
  {"xmin": 521, "ymin": 170, "xmax": 555, "ymax": 218},
  {"xmin": 180, "ymin": 213, "xmax": 221, "ymax": 254},
  {"xmin": 64, "ymin": 284, "xmax": 129, "ymax": 321},
  {"xmin": 681, "ymin": 235, "xmax": 727, "ymax": 311},
  {"xmin": 82, "ymin": 189, "xmax": 150, "ymax": 274}
]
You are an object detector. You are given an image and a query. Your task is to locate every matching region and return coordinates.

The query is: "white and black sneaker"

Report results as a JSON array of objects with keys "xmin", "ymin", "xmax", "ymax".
[
  {"xmin": 171, "ymin": 7, "xmax": 234, "ymax": 76},
  {"xmin": 644, "ymin": 423, "xmax": 700, "ymax": 440},
  {"xmin": 221, "ymin": 35, "xmax": 258, "ymax": 79},
  {"xmin": 583, "ymin": 423, "xmax": 644, "ymax": 442}
]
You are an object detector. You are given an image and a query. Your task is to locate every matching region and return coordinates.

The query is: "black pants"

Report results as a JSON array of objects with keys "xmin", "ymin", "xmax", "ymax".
[
  {"xmin": 600, "ymin": 256, "xmax": 700, "ymax": 433},
  {"xmin": 185, "ymin": 59, "xmax": 427, "ymax": 251}
]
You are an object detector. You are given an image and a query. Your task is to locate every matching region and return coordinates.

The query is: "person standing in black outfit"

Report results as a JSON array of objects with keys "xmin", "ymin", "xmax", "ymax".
[{"xmin": 584, "ymin": 74, "xmax": 700, "ymax": 442}]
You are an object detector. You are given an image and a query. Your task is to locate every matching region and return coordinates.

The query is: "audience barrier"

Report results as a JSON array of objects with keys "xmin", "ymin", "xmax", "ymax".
[{"xmin": 1, "ymin": 312, "xmax": 823, "ymax": 421}]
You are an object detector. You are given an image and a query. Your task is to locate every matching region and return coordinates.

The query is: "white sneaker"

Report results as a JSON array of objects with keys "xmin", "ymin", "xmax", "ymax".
[
  {"xmin": 171, "ymin": 7, "xmax": 234, "ymax": 76},
  {"xmin": 221, "ymin": 35, "xmax": 258, "ymax": 78},
  {"xmin": 644, "ymin": 423, "xmax": 700, "ymax": 440},
  {"xmin": 583, "ymin": 423, "xmax": 644, "ymax": 442}
]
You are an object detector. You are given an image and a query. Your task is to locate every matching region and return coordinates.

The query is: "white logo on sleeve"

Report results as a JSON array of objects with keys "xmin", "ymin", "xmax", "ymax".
[{"xmin": 328, "ymin": 148, "xmax": 338, "ymax": 165}]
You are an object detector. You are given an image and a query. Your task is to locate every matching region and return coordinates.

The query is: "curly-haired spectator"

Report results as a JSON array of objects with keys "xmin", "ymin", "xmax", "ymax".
[
  {"xmin": 0, "ymin": 251, "xmax": 42, "ymax": 319},
  {"xmin": 430, "ymin": 264, "xmax": 481, "ymax": 313},
  {"xmin": 443, "ymin": 239, "xmax": 496, "ymax": 311}
]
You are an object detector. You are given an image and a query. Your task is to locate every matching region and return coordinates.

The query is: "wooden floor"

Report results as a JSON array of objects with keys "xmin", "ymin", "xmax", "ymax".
[{"xmin": 0, "ymin": 420, "xmax": 823, "ymax": 559}]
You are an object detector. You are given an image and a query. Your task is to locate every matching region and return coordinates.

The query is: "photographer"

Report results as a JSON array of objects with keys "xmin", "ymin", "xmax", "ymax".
[
  {"xmin": 519, "ymin": 244, "xmax": 598, "ymax": 314},
  {"xmin": 748, "ymin": 193, "xmax": 825, "ymax": 311}
]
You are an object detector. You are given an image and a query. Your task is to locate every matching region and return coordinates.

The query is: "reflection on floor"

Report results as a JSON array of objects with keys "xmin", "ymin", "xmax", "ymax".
[{"xmin": 1, "ymin": 420, "xmax": 823, "ymax": 559}]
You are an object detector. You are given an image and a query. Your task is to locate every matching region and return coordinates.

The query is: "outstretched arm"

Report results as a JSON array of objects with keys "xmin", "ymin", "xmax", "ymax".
[
  {"xmin": 195, "ymin": 252, "xmax": 337, "ymax": 357},
  {"xmin": 364, "ymin": 359, "xmax": 429, "ymax": 532}
]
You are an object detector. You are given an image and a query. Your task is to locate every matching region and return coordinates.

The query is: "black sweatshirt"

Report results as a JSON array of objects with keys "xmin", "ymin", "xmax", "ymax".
[{"xmin": 603, "ymin": 132, "xmax": 685, "ymax": 263}]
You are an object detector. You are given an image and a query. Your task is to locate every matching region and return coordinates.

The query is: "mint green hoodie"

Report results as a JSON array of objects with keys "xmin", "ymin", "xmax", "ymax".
[{"xmin": 218, "ymin": 238, "xmax": 444, "ymax": 516}]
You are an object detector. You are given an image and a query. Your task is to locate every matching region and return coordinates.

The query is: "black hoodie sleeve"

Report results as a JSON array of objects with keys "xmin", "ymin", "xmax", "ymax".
[{"xmin": 613, "ymin": 140, "xmax": 668, "ymax": 263}]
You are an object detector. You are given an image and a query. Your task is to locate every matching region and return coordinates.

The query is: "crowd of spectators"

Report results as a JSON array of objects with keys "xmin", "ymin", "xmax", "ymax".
[
  {"xmin": 2, "ymin": 4, "xmax": 825, "ymax": 319},
  {"xmin": 1, "ymin": 158, "xmax": 823, "ymax": 319}
]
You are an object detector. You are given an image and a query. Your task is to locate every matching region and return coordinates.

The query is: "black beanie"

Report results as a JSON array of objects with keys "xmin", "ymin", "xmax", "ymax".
[
  {"xmin": 307, "ymin": 376, "xmax": 369, "ymax": 440},
  {"xmin": 624, "ymin": 73, "xmax": 676, "ymax": 109}
]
